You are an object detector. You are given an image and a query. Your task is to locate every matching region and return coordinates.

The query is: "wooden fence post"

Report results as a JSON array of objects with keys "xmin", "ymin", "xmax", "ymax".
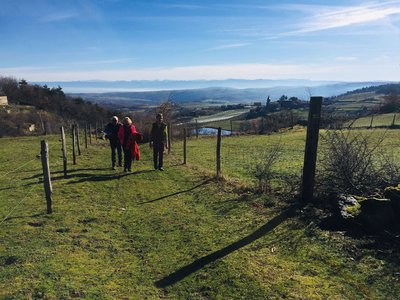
[
  {"xmin": 392, "ymin": 114, "xmax": 396, "ymax": 127},
  {"xmin": 60, "ymin": 126, "xmax": 67, "ymax": 178},
  {"xmin": 95, "ymin": 122, "xmax": 98, "ymax": 142},
  {"xmin": 72, "ymin": 124, "xmax": 77, "ymax": 165},
  {"xmin": 301, "ymin": 96, "xmax": 323, "ymax": 203},
  {"xmin": 369, "ymin": 115, "xmax": 374, "ymax": 129},
  {"xmin": 75, "ymin": 122, "xmax": 81, "ymax": 155},
  {"xmin": 196, "ymin": 119, "xmax": 199, "ymax": 138},
  {"xmin": 261, "ymin": 117, "xmax": 265, "ymax": 134},
  {"xmin": 40, "ymin": 140, "xmax": 53, "ymax": 214},
  {"xmin": 168, "ymin": 122, "xmax": 171, "ymax": 154},
  {"xmin": 84, "ymin": 124, "xmax": 88, "ymax": 149},
  {"xmin": 216, "ymin": 127, "xmax": 222, "ymax": 178},
  {"xmin": 89, "ymin": 124, "xmax": 92, "ymax": 144},
  {"xmin": 290, "ymin": 111, "xmax": 294, "ymax": 128},
  {"xmin": 183, "ymin": 128, "xmax": 187, "ymax": 165}
]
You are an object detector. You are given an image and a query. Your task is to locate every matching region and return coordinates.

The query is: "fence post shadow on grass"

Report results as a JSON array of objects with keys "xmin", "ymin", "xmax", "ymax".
[
  {"xmin": 139, "ymin": 179, "xmax": 212, "ymax": 205},
  {"xmin": 155, "ymin": 204, "xmax": 299, "ymax": 288}
]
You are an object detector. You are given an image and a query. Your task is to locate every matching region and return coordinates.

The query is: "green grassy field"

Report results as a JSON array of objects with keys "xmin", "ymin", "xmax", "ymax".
[
  {"xmin": 1, "ymin": 130, "xmax": 400, "ymax": 299},
  {"xmin": 328, "ymin": 92, "xmax": 383, "ymax": 112},
  {"xmin": 346, "ymin": 113, "xmax": 399, "ymax": 128}
]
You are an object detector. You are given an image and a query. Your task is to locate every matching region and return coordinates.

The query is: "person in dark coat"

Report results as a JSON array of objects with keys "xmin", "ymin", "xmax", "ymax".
[
  {"xmin": 104, "ymin": 116, "xmax": 122, "ymax": 170},
  {"xmin": 118, "ymin": 117, "xmax": 142, "ymax": 172},
  {"xmin": 150, "ymin": 113, "xmax": 168, "ymax": 171}
]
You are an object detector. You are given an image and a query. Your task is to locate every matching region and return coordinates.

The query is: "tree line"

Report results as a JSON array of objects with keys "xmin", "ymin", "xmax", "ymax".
[{"xmin": 0, "ymin": 76, "xmax": 112, "ymax": 137}]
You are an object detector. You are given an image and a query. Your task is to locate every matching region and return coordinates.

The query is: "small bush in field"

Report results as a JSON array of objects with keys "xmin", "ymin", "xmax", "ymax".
[
  {"xmin": 248, "ymin": 143, "xmax": 283, "ymax": 193},
  {"xmin": 318, "ymin": 129, "xmax": 400, "ymax": 195}
]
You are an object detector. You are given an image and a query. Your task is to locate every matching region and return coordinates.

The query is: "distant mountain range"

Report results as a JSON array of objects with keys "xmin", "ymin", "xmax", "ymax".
[
  {"xmin": 53, "ymin": 79, "xmax": 394, "ymax": 108},
  {"xmin": 36, "ymin": 79, "xmax": 340, "ymax": 93}
]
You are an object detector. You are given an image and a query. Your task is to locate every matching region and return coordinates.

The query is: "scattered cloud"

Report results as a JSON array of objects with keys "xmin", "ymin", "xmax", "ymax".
[
  {"xmin": 207, "ymin": 43, "xmax": 251, "ymax": 51},
  {"xmin": 74, "ymin": 58, "xmax": 137, "ymax": 65},
  {"xmin": 294, "ymin": 1, "xmax": 400, "ymax": 33},
  {"xmin": 258, "ymin": 1, "xmax": 400, "ymax": 39},
  {"xmin": 2, "ymin": 61, "xmax": 399, "ymax": 82},
  {"xmin": 0, "ymin": 63, "xmax": 346, "ymax": 81}
]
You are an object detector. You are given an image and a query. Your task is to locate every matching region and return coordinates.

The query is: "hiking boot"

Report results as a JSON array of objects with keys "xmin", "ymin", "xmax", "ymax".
[{"xmin": 158, "ymin": 167, "xmax": 164, "ymax": 171}]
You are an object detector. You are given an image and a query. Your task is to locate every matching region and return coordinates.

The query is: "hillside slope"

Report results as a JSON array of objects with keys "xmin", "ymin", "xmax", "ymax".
[{"xmin": 1, "ymin": 134, "xmax": 399, "ymax": 299}]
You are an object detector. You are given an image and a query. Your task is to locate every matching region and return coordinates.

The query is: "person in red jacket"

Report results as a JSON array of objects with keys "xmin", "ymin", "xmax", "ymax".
[{"xmin": 118, "ymin": 117, "xmax": 142, "ymax": 172}]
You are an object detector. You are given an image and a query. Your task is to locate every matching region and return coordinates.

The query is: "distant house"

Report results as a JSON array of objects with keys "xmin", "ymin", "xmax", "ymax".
[{"xmin": 0, "ymin": 89, "xmax": 8, "ymax": 105}]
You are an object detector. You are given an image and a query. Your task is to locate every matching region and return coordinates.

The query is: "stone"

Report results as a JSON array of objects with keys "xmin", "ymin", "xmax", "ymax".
[
  {"xmin": 358, "ymin": 197, "xmax": 396, "ymax": 230},
  {"xmin": 383, "ymin": 186, "xmax": 400, "ymax": 216}
]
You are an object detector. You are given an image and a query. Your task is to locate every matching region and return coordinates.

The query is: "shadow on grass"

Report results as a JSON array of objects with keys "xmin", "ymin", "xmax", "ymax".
[
  {"xmin": 24, "ymin": 167, "xmax": 112, "ymax": 180},
  {"xmin": 0, "ymin": 186, "xmax": 14, "ymax": 191},
  {"xmin": 155, "ymin": 204, "xmax": 299, "ymax": 288},
  {"xmin": 65, "ymin": 169, "xmax": 155, "ymax": 184},
  {"xmin": 139, "ymin": 179, "xmax": 212, "ymax": 204},
  {"xmin": 3, "ymin": 212, "xmax": 45, "ymax": 222}
]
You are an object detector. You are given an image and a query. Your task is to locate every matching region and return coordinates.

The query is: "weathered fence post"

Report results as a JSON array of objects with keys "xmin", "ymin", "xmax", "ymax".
[
  {"xmin": 392, "ymin": 114, "xmax": 396, "ymax": 127},
  {"xmin": 40, "ymin": 140, "xmax": 53, "ymax": 214},
  {"xmin": 43, "ymin": 121, "xmax": 48, "ymax": 136},
  {"xmin": 95, "ymin": 122, "xmax": 98, "ymax": 142},
  {"xmin": 183, "ymin": 128, "xmax": 187, "ymax": 165},
  {"xmin": 261, "ymin": 117, "xmax": 265, "ymax": 134},
  {"xmin": 196, "ymin": 119, "xmax": 199, "ymax": 138},
  {"xmin": 301, "ymin": 96, "xmax": 323, "ymax": 203},
  {"xmin": 216, "ymin": 127, "xmax": 222, "ymax": 178},
  {"xmin": 168, "ymin": 122, "xmax": 171, "ymax": 154},
  {"xmin": 72, "ymin": 124, "xmax": 77, "ymax": 165},
  {"xmin": 88, "ymin": 124, "xmax": 92, "ymax": 144},
  {"xmin": 369, "ymin": 114, "xmax": 374, "ymax": 129},
  {"xmin": 84, "ymin": 124, "xmax": 88, "ymax": 149},
  {"xmin": 290, "ymin": 111, "xmax": 294, "ymax": 128},
  {"xmin": 60, "ymin": 126, "xmax": 67, "ymax": 178},
  {"xmin": 75, "ymin": 122, "xmax": 81, "ymax": 155}
]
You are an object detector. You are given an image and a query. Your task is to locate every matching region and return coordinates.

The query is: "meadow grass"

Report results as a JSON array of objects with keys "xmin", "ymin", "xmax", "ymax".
[
  {"xmin": 1, "ymin": 130, "xmax": 399, "ymax": 299},
  {"xmin": 347, "ymin": 113, "xmax": 399, "ymax": 128}
]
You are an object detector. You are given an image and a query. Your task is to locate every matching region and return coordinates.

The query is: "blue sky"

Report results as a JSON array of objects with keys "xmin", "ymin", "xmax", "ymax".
[{"xmin": 0, "ymin": 0, "xmax": 400, "ymax": 82}]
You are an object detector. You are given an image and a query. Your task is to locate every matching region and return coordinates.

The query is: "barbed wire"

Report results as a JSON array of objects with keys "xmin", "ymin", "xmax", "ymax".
[
  {"xmin": 0, "ymin": 183, "xmax": 38, "ymax": 226},
  {"xmin": 0, "ymin": 141, "xmax": 63, "ymax": 180}
]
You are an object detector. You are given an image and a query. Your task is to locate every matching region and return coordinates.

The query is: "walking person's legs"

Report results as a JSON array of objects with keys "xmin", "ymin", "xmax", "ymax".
[
  {"xmin": 117, "ymin": 142, "xmax": 122, "ymax": 167},
  {"xmin": 110, "ymin": 139, "xmax": 117, "ymax": 169},
  {"xmin": 126, "ymin": 151, "xmax": 133, "ymax": 171},
  {"xmin": 153, "ymin": 147, "xmax": 158, "ymax": 169},
  {"xmin": 158, "ymin": 147, "xmax": 164, "ymax": 170},
  {"xmin": 123, "ymin": 148, "xmax": 130, "ymax": 172}
]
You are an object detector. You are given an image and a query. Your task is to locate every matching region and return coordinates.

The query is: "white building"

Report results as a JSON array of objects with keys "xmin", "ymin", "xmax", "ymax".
[
  {"xmin": 0, "ymin": 88, "xmax": 8, "ymax": 105},
  {"xmin": 0, "ymin": 96, "xmax": 8, "ymax": 105}
]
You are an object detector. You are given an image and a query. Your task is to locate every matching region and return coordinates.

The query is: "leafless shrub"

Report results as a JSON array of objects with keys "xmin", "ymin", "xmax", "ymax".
[
  {"xmin": 318, "ymin": 129, "xmax": 400, "ymax": 195},
  {"xmin": 248, "ymin": 143, "xmax": 283, "ymax": 193}
]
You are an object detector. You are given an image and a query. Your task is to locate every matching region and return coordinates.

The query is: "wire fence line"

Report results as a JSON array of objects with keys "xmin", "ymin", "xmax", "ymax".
[
  {"xmin": 169, "ymin": 121, "xmax": 400, "ymax": 186},
  {"xmin": 0, "ymin": 182, "xmax": 39, "ymax": 226},
  {"xmin": 0, "ymin": 126, "xmax": 101, "ymax": 223},
  {"xmin": 1, "ymin": 111, "xmax": 399, "ymax": 225},
  {"xmin": 0, "ymin": 140, "xmax": 63, "ymax": 181}
]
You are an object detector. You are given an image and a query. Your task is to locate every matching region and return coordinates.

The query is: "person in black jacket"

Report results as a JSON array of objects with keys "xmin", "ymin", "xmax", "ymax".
[
  {"xmin": 104, "ymin": 116, "xmax": 122, "ymax": 170},
  {"xmin": 150, "ymin": 113, "xmax": 168, "ymax": 171}
]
